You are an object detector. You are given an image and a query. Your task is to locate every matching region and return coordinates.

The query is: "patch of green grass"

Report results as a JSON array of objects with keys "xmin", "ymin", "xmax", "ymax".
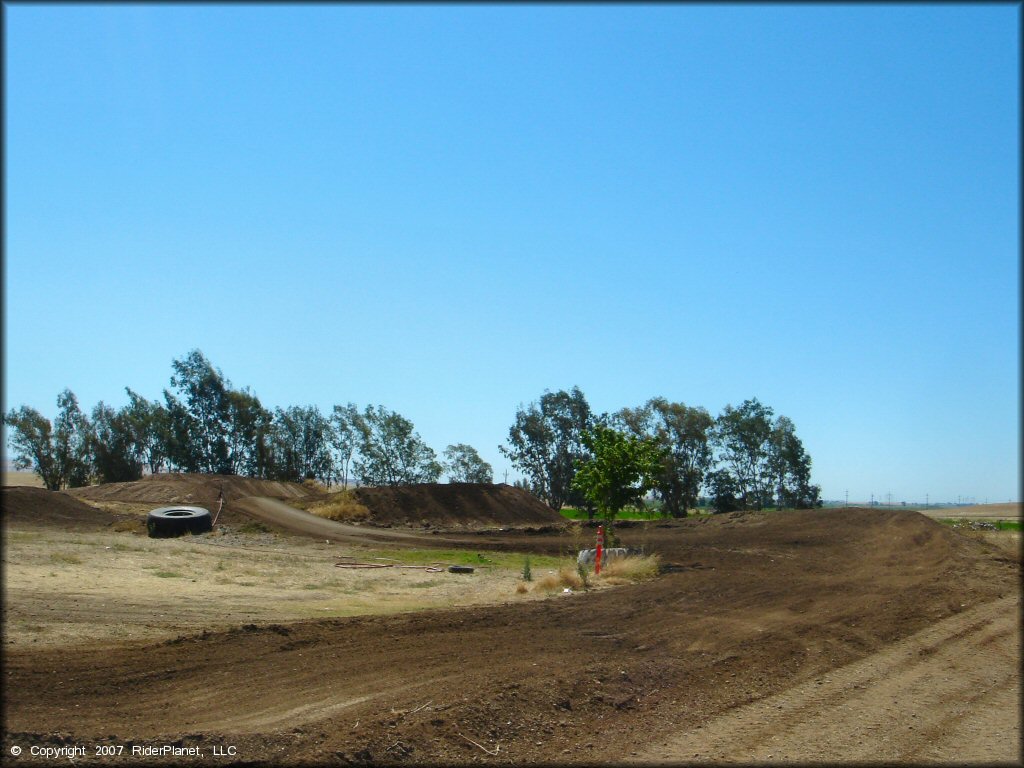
[
  {"xmin": 50, "ymin": 552, "xmax": 82, "ymax": 565},
  {"xmin": 152, "ymin": 571, "xmax": 183, "ymax": 578},
  {"xmin": 358, "ymin": 547, "xmax": 563, "ymax": 571},
  {"xmin": 559, "ymin": 506, "xmax": 669, "ymax": 521},
  {"xmin": 237, "ymin": 521, "xmax": 272, "ymax": 534},
  {"xmin": 408, "ymin": 580, "xmax": 443, "ymax": 589},
  {"xmin": 110, "ymin": 541, "xmax": 145, "ymax": 552},
  {"xmin": 937, "ymin": 518, "xmax": 1021, "ymax": 532}
]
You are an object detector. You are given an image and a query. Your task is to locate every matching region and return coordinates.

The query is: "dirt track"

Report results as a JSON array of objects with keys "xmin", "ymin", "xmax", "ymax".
[
  {"xmin": 634, "ymin": 594, "xmax": 1020, "ymax": 763},
  {"xmin": 3, "ymin": 480, "xmax": 1020, "ymax": 765}
]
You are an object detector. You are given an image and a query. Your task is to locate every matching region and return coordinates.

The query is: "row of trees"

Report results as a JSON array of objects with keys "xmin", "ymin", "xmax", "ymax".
[
  {"xmin": 4, "ymin": 353, "xmax": 820, "ymax": 516},
  {"xmin": 3, "ymin": 351, "xmax": 492, "ymax": 491},
  {"xmin": 500, "ymin": 388, "xmax": 820, "ymax": 517}
]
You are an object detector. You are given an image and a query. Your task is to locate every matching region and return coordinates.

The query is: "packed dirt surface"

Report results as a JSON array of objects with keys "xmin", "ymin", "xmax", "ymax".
[
  {"xmin": 632, "ymin": 594, "xmax": 1020, "ymax": 764},
  {"xmin": 3, "ymin": 478, "xmax": 1020, "ymax": 765}
]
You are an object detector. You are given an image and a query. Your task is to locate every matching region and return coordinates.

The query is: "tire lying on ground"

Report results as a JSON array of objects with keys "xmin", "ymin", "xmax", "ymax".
[{"xmin": 147, "ymin": 506, "xmax": 213, "ymax": 538}]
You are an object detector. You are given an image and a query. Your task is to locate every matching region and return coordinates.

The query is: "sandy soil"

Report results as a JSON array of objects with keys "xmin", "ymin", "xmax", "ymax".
[{"xmin": 2, "ymin": 478, "xmax": 1020, "ymax": 765}]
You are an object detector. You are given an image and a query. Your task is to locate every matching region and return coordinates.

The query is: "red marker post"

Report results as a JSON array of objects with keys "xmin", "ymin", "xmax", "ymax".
[{"xmin": 595, "ymin": 525, "xmax": 604, "ymax": 575}]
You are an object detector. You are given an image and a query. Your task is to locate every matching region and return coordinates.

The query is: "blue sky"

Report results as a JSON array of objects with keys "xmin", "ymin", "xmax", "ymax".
[{"xmin": 4, "ymin": 4, "xmax": 1019, "ymax": 503}]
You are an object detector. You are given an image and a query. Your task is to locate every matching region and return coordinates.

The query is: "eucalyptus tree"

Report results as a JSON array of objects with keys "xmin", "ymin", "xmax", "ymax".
[
  {"xmin": 499, "ymin": 387, "xmax": 593, "ymax": 510},
  {"xmin": 443, "ymin": 443, "xmax": 493, "ymax": 483},
  {"xmin": 353, "ymin": 405, "xmax": 442, "ymax": 486},
  {"xmin": 616, "ymin": 397, "xmax": 713, "ymax": 517}
]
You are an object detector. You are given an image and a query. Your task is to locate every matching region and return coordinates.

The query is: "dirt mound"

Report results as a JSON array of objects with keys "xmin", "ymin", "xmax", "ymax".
[
  {"xmin": 351, "ymin": 483, "xmax": 566, "ymax": 529},
  {"xmin": 1, "ymin": 486, "xmax": 118, "ymax": 530},
  {"xmin": 67, "ymin": 473, "xmax": 320, "ymax": 509}
]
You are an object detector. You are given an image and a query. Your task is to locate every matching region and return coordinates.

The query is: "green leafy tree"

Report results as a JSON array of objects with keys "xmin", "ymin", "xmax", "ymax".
[
  {"xmin": 124, "ymin": 388, "xmax": 171, "ymax": 474},
  {"xmin": 707, "ymin": 469, "xmax": 742, "ymax": 514},
  {"xmin": 443, "ymin": 443, "xmax": 493, "ymax": 483},
  {"xmin": 271, "ymin": 405, "xmax": 334, "ymax": 483},
  {"xmin": 53, "ymin": 389, "xmax": 93, "ymax": 488},
  {"xmin": 90, "ymin": 401, "xmax": 144, "ymax": 484},
  {"xmin": 3, "ymin": 406, "xmax": 61, "ymax": 490},
  {"xmin": 330, "ymin": 403, "xmax": 361, "ymax": 488},
  {"xmin": 5, "ymin": 390, "xmax": 93, "ymax": 489},
  {"xmin": 571, "ymin": 425, "xmax": 663, "ymax": 527},
  {"xmin": 616, "ymin": 398, "xmax": 713, "ymax": 517},
  {"xmin": 353, "ymin": 405, "xmax": 442, "ymax": 486},
  {"xmin": 224, "ymin": 388, "xmax": 274, "ymax": 477},
  {"xmin": 167, "ymin": 350, "xmax": 232, "ymax": 474},
  {"xmin": 711, "ymin": 398, "xmax": 775, "ymax": 510},
  {"xmin": 768, "ymin": 416, "xmax": 821, "ymax": 508},
  {"xmin": 499, "ymin": 387, "xmax": 593, "ymax": 510}
]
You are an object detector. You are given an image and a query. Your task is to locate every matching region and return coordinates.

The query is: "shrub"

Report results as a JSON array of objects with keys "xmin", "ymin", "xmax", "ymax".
[
  {"xmin": 599, "ymin": 553, "xmax": 661, "ymax": 582},
  {"xmin": 522, "ymin": 556, "xmax": 532, "ymax": 582},
  {"xmin": 533, "ymin": 564, "xmax": 584, "ymax": 593},
  {"xmin": 308, "ymin": 490, "xmax": 371, "ymax": 523}
]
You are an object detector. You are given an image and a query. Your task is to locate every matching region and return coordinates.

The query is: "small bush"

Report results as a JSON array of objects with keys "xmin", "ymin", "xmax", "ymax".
[
  {"xmin": 576, "ymin": 561, "xmax": 590, "ymax": 591},
  {"xmin": 599, "ymin": 553, "xmax": 661, "ymax": 582},
  {"xmin": 534, "ymin": 565, "xmax": 584, "ymax": 593},
  {"xmin": 308, "ymin": 490, "xmax": 371, "ymax": 523},
  {"xmin": 522, "ymin": 556, "xmax": 532, "ymax": 582},
  {"xmin": 302, "ymin": 478, "xmax": 327, "ymax": 492},
  {"xmin": 515, "ymin": 582, "xmax": 529, "ymax": 594}
]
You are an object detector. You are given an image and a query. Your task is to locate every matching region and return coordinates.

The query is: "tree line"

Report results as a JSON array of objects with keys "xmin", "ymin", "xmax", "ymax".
[
  {"xmin": 3, "ymin": 350, "xmax": 492, "ymax": 490},
  {"xmin": 500, "ymin": 388, "xmax": 821, "ymax": 516},
  {"xmin": 4, "ymin": 352, "xmax": 820, "ymax": 515}
]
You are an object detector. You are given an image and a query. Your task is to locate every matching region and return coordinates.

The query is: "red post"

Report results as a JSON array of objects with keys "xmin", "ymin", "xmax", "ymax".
[{"xmin": 595, "ymin": 524, "xmax": 604, "ymax": 575}]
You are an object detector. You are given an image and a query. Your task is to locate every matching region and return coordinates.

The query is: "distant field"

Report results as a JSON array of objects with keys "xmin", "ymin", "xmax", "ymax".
[
  {"xmin": 1, "ymin": 471, "xmax": 44, "ymax": 488},
  {"xmin": 921, "ymin": 502, "xmax": 1021, "ymax": 521}
]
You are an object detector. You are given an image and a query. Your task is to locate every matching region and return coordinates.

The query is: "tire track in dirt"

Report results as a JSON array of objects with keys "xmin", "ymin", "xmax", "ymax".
[
  {"xmin": 633, "ymin": 594, "xmax": 1021, "ymax": 764},
  {"xmin": 231, "ymin": 497, "xmax": 428, "ymax": 543}
]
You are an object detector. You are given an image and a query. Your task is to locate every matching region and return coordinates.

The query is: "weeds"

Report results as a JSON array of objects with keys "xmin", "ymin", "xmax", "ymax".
[
  {"xmin": 600, "ymin": 553, "xmax": 661, "ymax": 581},
  {"xmin": 307, "ymin": 490, "xmax": 371, "ymax": 523},
  {"xmin": 50, "ymin": 552, "xmax": 82, "ymax": 565},
  {"xmin": 576, "ymin": 561, "xmax": 590, "ymax": 591},
  {"xmin": 237, "ymin": 520, "xmax": 272, "ymax": 534},
  {"xmin": 522, "ymin": 556, "xmax": 532, "ymax": 582}
]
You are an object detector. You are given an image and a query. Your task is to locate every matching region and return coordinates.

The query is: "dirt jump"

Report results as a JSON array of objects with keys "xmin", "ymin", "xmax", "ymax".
[{"xmin": 3, "ymin": 475, "xmax": 1020, "ymax": 764}]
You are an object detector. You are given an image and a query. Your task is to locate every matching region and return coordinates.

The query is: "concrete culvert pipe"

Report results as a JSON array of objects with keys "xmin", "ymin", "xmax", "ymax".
[{"xmin": 147, "ymin": 506, "xmax": 213, "ymax": 538}]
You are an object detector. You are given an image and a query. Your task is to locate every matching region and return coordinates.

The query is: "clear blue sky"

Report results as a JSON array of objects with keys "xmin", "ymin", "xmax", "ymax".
[{"xmin": 4, "ymin": 4, "xmax": 1019, "ymax": 504}]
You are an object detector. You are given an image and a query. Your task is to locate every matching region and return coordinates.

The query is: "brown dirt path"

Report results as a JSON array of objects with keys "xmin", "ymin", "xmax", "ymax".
[{"xmin": 632, "ymin": 593, "xmax": 1021, "ymax": 764}]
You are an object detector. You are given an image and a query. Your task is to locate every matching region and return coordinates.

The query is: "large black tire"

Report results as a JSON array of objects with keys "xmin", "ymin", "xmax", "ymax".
[{"xmin": 147, "ymin": 506, "xmax": 212, "ymax": 538}]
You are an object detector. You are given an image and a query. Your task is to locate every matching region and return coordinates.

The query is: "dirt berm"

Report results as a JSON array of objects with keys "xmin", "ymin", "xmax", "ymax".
[
  {"xmin": 1, "ymin": 486, "xmax": 118, "ymax": 530},
  {"xmin": 351, "ymin": 482, "xmax": 565, "ymax": 529},
  {"xmin": 64, "ymin": 474, "xmax": 564, "ymax": 533},
  {"xmin": 67, "ymin": 473, "xmax": 318, "ymax": 509}
]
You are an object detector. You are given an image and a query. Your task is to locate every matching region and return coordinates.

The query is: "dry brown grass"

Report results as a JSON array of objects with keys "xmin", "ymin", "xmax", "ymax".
[
  {"xmin": 598, "ymin": 553, "xmax": 661, "ymax": 582},
  {"xmin": 306, "ymin": 490, "xmax": 371, "ymax": 523},
  {"xmin": 534, "ymin": 565, "xmax": 585, "ymax": 593}
]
